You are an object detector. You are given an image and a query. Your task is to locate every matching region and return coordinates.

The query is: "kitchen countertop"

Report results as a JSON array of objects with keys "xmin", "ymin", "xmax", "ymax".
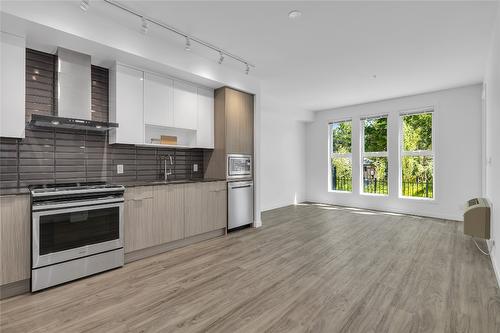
[
  {"xmin": 118, "ymin": 178, "xmax": 226, "ymax": 188},
  {"xmin": 0, "ymin": 178, "xmax": 227, "ymax": 196}
]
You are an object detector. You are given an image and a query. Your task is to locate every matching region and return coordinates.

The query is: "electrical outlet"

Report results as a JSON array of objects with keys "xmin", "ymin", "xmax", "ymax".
[
  {"xmin": 117, "ymin": 164, "xmax": 124, "ymax": 174},
  {"xmin": 193, "ymin": 164, "xmax": 198, "ymax": 172}
]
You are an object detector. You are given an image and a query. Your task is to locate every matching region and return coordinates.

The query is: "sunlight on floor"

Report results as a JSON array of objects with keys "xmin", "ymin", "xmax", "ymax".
[{"xmin": 296, "ymin": 202, "xmax": 424, "ymax": 219}]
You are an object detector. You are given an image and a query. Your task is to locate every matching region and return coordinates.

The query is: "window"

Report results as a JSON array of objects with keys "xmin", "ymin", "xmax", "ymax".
[
  {"xmin": 329, "ymin": 120, "xmax": 352, "ymax": 192},
  {"xmin": 400, "ymin": 110, "xmax": 434, "ymax": 199},
  {"xmin": 361, "ymin": 116, "xmax": 388, "ymax": 195}
]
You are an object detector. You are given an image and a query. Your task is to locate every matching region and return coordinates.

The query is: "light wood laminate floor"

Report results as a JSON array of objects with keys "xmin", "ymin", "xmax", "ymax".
[{"xmin": 1, "ymin": 203, "xmax": 499, "ymax": 333}]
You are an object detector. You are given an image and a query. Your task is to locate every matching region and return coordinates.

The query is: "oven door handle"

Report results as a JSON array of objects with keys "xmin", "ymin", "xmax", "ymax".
[{"xmin": 32, "ymin": 198, "xmax": 124, "ymax": 211}]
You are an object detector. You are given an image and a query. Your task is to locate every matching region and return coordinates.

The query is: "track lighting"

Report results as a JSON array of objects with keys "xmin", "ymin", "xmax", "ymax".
[
  {"xmin": 101, "ymin": 0, "xmax": 255, "ymax": 70},
  {"xmin": 140, "ymin": 17, "xmax": 149, "ymax": 34},
  {"xmin": 80, "ymin": 0, "xmax": 90, "ymax": 12}
]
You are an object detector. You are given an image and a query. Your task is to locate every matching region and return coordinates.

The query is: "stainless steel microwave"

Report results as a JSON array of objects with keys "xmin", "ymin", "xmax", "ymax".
[{"xmin": 227, "ymin": 154, "xmax": 252, "ymax": 180}]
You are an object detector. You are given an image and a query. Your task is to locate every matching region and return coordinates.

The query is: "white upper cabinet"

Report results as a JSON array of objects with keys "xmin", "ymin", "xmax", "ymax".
[
  {"xmin": 144, "ymin": 72, "xmax": 174, "ymax": 127},
  {"xmin": 197, "ymin": 87, "xmax": 214, "ymax": 149},
  {"xmin": 1, "ymin": 32, "xmax": 25, "ymax": 139},
  {"xmin": 173, "ymin": 81, "xmax": 198, "ymax": 130},
  {"xmin": 110, "ymin": 63, "xmax": 214, "ymax": 148},
  {"xmin": 109, "ymin": 64, "xmax": 144, "ymax": 144}
]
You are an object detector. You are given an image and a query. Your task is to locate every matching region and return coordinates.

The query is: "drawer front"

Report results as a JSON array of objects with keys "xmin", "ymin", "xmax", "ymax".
[{"xmin": 124, "ymin": 186, "xmax": 154, "ymax": 201}]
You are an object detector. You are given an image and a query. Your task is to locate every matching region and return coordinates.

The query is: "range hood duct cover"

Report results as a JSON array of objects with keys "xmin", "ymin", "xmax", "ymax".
[
  {"xmin": 57, "ymin": 47, "xmax": 92, "ymax": 120},
  {"xmin": 29, "ymin": 48, "xmax": 118, "ymax": 131}
]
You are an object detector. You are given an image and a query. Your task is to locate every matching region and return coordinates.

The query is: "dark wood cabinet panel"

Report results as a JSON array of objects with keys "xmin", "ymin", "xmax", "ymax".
[
  {"xmin": 225, "ymin": 88, "xmax": 253, "ymax": 154},
  {"xmin": 204, "ymin": 87, "xmax": 254, "ymax": 179}
]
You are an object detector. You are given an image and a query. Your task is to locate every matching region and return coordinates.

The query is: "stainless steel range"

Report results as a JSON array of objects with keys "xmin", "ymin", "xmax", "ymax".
[{"xmin": 30, "ymin": 182, "xmax": 125, "ymax": 291}]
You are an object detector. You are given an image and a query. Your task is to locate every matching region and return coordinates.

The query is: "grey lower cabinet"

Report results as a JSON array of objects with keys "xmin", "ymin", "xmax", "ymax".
[
  {"xmin": 124, "ymin": 181, "xmax": 227, "ymax": 254},
  {"xmin": 153, "ymin": 184, "xmax": 185, "ymax": 244},
  {"xmin": 184, "ymin": 181, "xmax": 227, "ymax": 238},
  {"xmin": 0, "ymin": 195, "xmax": 30, "ymax": 286},
  {"xmin": 124, "ymin": 187, "xmax": 155, "ymax": 253}
]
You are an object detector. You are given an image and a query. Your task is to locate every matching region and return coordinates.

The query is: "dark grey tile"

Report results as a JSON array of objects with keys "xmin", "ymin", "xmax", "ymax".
[
  {"xmin": 55, "ymin": 165, "xmax": 85, "ymax": 172},
  {"xmin": 19, "ymin": 165, "xmax": 54, "ymax": 173},
  {"xmin": 19, "ymin": 158, "xmax": 53, "ymax": 166},
  {"xmin": 1, "ymin": 165, "xmax": 18, "ymax": 173},
  {"xmin": 20, "ymin": 172, "xmax": 55, "ymax": 180},
  {"xmin": 19, "ymin": 151, "xmax": 53, "ymax": 159}
]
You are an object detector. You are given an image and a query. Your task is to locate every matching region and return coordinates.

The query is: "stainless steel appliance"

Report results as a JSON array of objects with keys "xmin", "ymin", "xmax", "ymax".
[
  {"xmin": 29, "ymin": 48, "xmax": 118, "ymax": 131},
  {"xmin": 227, "ymin": 154, "xmax": 252, "ymax": 180},
  {"xmin": 30, "ymin": 183, "xmax": 125, "ymax": 291},
  {"xmin": 228, "ymin": 180, "xmax": 254, "ymax": 230}
]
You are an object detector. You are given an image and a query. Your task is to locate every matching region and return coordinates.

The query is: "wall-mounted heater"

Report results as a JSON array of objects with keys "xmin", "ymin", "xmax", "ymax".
[
  {"xmin": 464, "ymin": 198, "xmax": 490, "ymax": 239},
  {"xmin": 464, "ymin": 198, "xmax": 490, "ymax": 255}
]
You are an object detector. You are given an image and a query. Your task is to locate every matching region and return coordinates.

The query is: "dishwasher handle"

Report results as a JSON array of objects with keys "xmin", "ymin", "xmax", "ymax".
[
  {"xmin": 228, "ymin": 181, "xmax": 253, "ymax": 189},
  {"xmin": 231, "ymin": 185, "xmax": 252, "ymax": 189}
]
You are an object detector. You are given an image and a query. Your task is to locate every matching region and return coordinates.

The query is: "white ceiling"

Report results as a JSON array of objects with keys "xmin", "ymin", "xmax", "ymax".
[{"xmin": 105, "ymin": 1, "xmax": 498, "ymax": 116}]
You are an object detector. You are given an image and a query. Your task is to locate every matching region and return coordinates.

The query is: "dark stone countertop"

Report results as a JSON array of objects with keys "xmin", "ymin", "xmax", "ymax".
[
  {"xmin": 0, "ymin": 178, "xmax": 227, "ymax": 196},
  {"xmin": 117, "ymin": 178, "xmax": 226, "ymax": 188}
]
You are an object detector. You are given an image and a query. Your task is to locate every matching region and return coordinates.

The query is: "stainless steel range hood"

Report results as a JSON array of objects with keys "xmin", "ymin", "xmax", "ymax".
[{"xmin": 29, "ymin": 48, "xmax": 118, "ymax": 131}]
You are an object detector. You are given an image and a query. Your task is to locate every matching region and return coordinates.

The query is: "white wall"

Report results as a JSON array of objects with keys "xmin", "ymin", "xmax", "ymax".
[
  {"xmin": 306, "ymin": 84, "xmax": 483, "ymax": 221},
  {"xmin": 261, "ymin": 112, "xmax": 306, "ymax": 211},
  {"xmin": 484, "ymin": 2, "xmax": 500, "ymax": 287}
]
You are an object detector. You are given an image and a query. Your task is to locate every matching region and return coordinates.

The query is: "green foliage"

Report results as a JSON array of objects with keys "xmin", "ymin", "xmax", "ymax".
[
  {"xmin": 329, "ymin": 114, "xmax": 433, "ymax": 197},
  {"xmin": 364, "ymin": 118, "xmax": 387, "ymax": 152},
  {"xmin": 331, "ymin": 120, "xmax": 353, "ymax": 190},
  {"xmin": 403, "ymin": 113, "xmax": 432, "ymax": 151},
  {"xmin": 401, "ymin": 113, "xmax": 433, "ymax": 196},
  {"xmin": 331, "ymin": 121, "xmax": 351, "ymax": 153},
  {"xmin": 364, "ymin": 157, "xmax": 387, "ymax": 180},
  {"xmin": 332, "ymin": 157, "xmax": 352, "ymax": 180}
]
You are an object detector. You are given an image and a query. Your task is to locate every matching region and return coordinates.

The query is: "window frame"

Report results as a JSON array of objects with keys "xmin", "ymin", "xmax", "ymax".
[
  {"xmin": 398, "ymin": 107, "xmax": 435, "ymax": 200},
  {"xmin": 360, "ymin": 114, "xmax": 389, "ymax": 196},
  {"xmin": 328, "ymin": 119, "xmax": 353, "ymax": 193}
]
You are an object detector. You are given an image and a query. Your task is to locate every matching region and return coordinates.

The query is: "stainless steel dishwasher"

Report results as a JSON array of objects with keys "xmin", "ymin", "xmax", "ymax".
[{"xmin": 228, "ymin": 180, "xmax": 254, "ymax": 230}]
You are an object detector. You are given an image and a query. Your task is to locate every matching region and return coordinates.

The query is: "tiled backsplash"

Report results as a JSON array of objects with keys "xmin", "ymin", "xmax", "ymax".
[
  {"xmin": 0, "ymin": 49, "xmax": 205, "ymax": 190},
  {"xmin": 0, "ymin": 130, "xmax": 204, "ymax": 189}
]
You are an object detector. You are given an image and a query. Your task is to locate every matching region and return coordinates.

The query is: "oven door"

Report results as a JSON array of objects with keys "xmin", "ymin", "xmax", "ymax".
[{"xmin": 32, "ymin": 202, "xmax": 123, "ymax": 268}]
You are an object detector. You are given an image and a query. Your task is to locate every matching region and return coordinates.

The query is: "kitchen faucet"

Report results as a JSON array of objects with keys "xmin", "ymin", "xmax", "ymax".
[{"xmin": 160, "ymin": 155, "xmax": 174, "ymax": 181}]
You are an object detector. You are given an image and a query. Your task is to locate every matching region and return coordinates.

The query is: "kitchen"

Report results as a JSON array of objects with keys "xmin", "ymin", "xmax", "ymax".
[{"xmin": 1, "ymin": 20, "xmax": 256, "ymax": 296}]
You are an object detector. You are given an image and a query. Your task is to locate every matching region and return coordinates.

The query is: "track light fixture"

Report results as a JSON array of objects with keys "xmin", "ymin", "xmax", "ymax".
[
  {"xmin": 101, "ymin": 0, "xmax": 255, "ymax": 70},
  {"xmin": 140, "ymin": 16, "xmax": 149, "ymax": 34},
  {"xmin": 80, "ymin": 0, "xmax": 90, "ymax": 12}
]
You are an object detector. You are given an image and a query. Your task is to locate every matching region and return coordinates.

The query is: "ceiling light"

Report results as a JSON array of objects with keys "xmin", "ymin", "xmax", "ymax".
[
  {"xmin": 288, "ymin": 10, "xmax": 302, "ymax": 19},
  {"xmin": 80, "ymin": 0, "xmax": 90, "ymax": 12},
  {"xmin": 185, "ymin": 37, "xmax": 191, "ymax": 51},
  {"xmin": 245, "ymin": 63, "xmax": 250, "ymax": 75},
  {"xmin": 140, "ymin": 17, "xmax": 149, "ymax": 34},
  {"xmin": 218, "ymin": 51, "xmax": 224, "ymax": 64}
]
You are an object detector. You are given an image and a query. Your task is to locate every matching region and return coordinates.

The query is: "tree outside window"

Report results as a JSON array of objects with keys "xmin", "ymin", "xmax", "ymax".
[
  {"xmin": 400, "ymin": 111, "xmax": 434, "ymax": 198},
  {"xmin": 362, "ymin": 116, "xmax": 388, "ymax": 195},
  {"xmin": 329, "ymin": 120, "xmax": 352, "ymax": 192}
]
